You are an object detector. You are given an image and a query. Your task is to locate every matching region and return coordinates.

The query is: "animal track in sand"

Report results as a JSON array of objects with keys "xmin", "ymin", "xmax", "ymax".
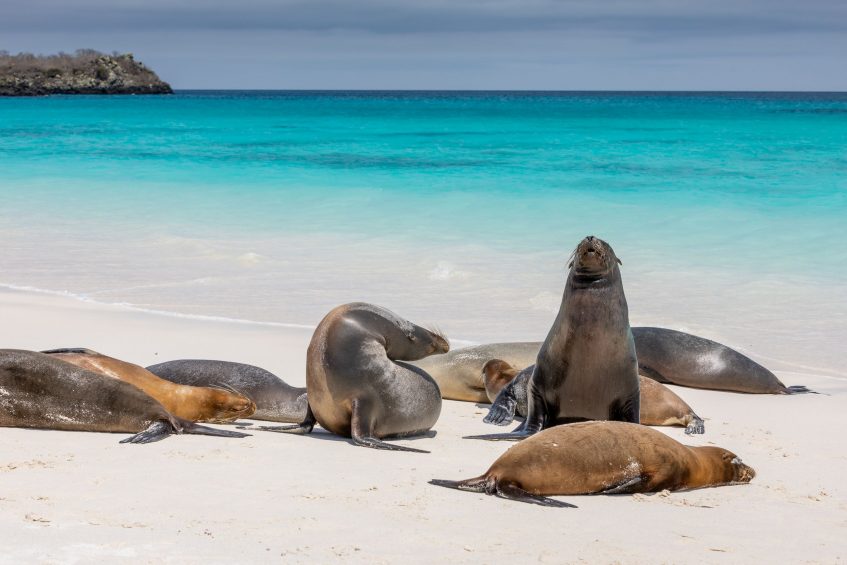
[
  {"xmin": 1, "ymin": 459, "xmax": 55, "ymax": 472},
  {"xmin": 24, "ymin": 513, "xmax": 50, "ymax": 524},
  {"xmin": 632, "ymin": 491, "xmax": 715, "ymax": 508}
]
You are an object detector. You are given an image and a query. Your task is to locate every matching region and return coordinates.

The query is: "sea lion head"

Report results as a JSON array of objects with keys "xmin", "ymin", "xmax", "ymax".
[
  {"xmin": 481, "ymin": 359, "xmax": 519, "ymax": 402},
  {"xmin": 205, "ymin": 389, "xmax": 257, "ymax": 423},
  {"xmin": 569, "ymin": 236, "xmax": 621, "ymax": 277},
  {"xmin": 697, "ymin": 446, "xmax": 757, "ymax": 485}
]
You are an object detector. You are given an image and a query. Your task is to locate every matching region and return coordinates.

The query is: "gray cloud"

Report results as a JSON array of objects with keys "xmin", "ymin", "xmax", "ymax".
[{"xmin": 2, "ymin": 0, "xmax": 845, "ymax": 89}]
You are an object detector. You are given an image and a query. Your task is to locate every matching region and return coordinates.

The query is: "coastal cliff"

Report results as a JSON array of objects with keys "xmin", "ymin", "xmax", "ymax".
[{"xmin": 0, "ymin": 50, "xmax": 172, "ymax": 96}]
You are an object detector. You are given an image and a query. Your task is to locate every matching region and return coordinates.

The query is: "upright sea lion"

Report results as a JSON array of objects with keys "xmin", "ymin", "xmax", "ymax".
[
  {"xmin": 420, "ymin": 326, "xmax": 808, "ymax": 399},
  {"xmin": 471, "ymin": 236, "xmax": 641, "ymax": 440},
  {"xmin": 269, "ymin": 302, "xmax": 448, "ymax": 453},
  {"xmin": 482, "ymin": 359, "xmax": 705, "ymax": 434},
  {"xmin": 431, "ymin": 421, "xmax": 755, "ymax": 507},
  {"xmin": 146, "ymin": 360, "xmax": 308, "ymax": 423},
  {"xmin": 42, "ymin": 349, "xmax": 256, "ymax": 423},
  {"xmin": 0, "ymin": 350, "xmax": 249, "ymax": 443}
]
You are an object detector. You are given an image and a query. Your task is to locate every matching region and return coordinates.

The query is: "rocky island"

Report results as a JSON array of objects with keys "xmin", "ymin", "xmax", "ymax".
[{"xmin": 0, "ymin": 50, "xmax": 172, "ymax": 96}]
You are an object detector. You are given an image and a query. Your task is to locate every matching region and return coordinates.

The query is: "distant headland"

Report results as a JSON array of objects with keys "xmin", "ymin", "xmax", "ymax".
[{"xmin": 0, "ymin": 50, "xmax": 172, "ymax": 96}]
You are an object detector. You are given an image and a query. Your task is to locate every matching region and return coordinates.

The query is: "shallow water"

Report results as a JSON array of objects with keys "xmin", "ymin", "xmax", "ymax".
[{"xmin": 1, "ymin": 91, "xmax": 845, "ymax": 373}]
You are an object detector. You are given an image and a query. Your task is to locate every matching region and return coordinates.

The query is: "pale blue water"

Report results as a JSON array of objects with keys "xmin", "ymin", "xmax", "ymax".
[{"xmin": 1, "ymin": 91, "xmax": 845, "ymax": 369}]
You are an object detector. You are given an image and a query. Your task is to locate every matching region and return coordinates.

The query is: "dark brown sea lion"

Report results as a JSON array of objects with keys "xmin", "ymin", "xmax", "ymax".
[
  {"xmin": 431, "ymin": 421, "xmax": 755, "ymax": 507},
  {"xmin": 0, "ymin": 349, "xmax": 249, "ymax": 443},
  {"xmin": 42, "ymin": 349, "xmax": 256, "ymax": 423},
  {"xmin": 470, "ymin": 236, "xmax": 641, "ymax": 440},
  {"xmin": 482, "ymin": 359, "xmax": 705, "ymax": 434},
  {"xmin": 146, "ymin": 359, "xmax": 308, "ymax": 423},
  {"xmin": 263, "ymin": 302, "xmax": 449, "ymax": 453}
]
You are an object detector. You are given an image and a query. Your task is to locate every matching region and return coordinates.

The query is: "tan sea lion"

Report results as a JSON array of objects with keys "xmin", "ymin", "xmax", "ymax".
[
  {"xmin": 482, "ymin": 359, "xmax": 705, "ymax": 434},
  {"xmin": 469, "ymin": 236, "xmax": 641, "ymax": 440},
  {"xmin": 0, "ymin": 349, "xmax": 249, "ymax": 443},
  {"xmin": 146, "ymin": 359, "xmax": 307, "ymax": 423},
  {"xmin": 42, "ymin": 348, "xmax": 256, "ymax": 423},
  {"xmin": 260, "ymin": 302, "xmax": 449, "ymax": 453},
  {"xmin": 431, "ymin": 421, "xmax": 755, "ymax": 507}
]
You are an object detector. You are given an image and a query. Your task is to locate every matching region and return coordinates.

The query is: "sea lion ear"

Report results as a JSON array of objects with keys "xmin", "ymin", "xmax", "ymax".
[
  {"xmin": 616, "ymin": 257, "xmax": 622, "ymax": 266},
  {"xmin": 567, "ymin": 260, "xmax": 574, "ymax": 269}
]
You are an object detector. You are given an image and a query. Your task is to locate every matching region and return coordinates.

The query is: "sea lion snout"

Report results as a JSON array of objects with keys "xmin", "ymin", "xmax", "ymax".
[{"xmin": 731, "ymin": 457, "xmax": 756, "ymax": 482}]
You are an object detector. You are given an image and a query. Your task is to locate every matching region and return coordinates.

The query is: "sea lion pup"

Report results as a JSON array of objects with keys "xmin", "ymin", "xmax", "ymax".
[
  {"xmin": 632, "ymin": 327, "xmax": 811, "ymax": 394},
  {"xmin": 470, "ymin": 236, "xmax": 641, "ymax": 440},
  {"xmin": 431, "ymin": 421, "xmax": 755, "ymax": 507},
  {"xmin": 265, "ymin": 302, "xmax": 449, "ymax": 453},
  {"xmin": 0, "ymin": 350, "xmax": 249, "ymax": 444},
  {"xmin": 42, "ymin": 349, "xmax": 256, "ymax": 423},
  {"xmin": 146, "ymin": 360, "xmax": 308, "ymax": 423},
  {"xmin": 482, "ymin": 360, "xmax": 705, "ymax": 434}
]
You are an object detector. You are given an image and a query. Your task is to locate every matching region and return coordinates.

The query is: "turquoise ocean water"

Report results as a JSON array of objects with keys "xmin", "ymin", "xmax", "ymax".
[{"xmin": 1, "ymin": 92, "xmax": 845, "ymax": 371}]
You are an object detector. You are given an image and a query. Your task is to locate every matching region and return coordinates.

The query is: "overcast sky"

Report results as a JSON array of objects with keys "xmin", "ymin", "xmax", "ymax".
[{"xmin": 3, "ymin": 0, "xmax": 846, "ymax": 90}]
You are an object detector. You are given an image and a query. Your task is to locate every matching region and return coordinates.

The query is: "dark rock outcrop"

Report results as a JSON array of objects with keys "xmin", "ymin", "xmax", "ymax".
[{"xmin": 0, "ymin": 51, "xmax": 172, "ymax": 96}]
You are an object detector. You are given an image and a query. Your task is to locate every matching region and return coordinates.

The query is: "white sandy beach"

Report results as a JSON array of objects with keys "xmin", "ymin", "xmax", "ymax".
[{"xmin": 0, "ymin": 286, "xmax": 845, "ymax": 564}]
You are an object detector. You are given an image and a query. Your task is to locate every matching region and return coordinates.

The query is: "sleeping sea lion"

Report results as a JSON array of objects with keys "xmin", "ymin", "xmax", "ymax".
[
  {"xmin": 146, "ymin": 359, "xmax": 308, "ymax": 423},
  {"xmin": 431, "ymin": 421, "xmax": 755, "ymax": 507},
  {"xmin": 42, "ymin": 348, "xmax": 256, "ymax": 423},
  {"xmin": 0, "ymin": 349, "xmax": 249, "ymax": 443}
]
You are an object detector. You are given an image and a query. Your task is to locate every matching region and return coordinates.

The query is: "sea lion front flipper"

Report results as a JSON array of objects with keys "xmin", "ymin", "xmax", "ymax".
[
  {"xmin": 120, "ymin": 421, "xmax": 172, "ymax": 444},
  {"xmin": 684, "ymin": 415, "xmax": 705, "ymax": 435},
  {"xmin": 484, "ymin": 383, "xmax": 519, "ymax": 426},
  {"xmin": 462, "ymin": 431, "xmax": 529, "ymax": 441},
  {"xmin": 495, "ymin": 483, "xmax": 577, "ymax": 508},
  {"xmin": 598, "ymin": 476, "xmax": 645, "ymax": 495}
]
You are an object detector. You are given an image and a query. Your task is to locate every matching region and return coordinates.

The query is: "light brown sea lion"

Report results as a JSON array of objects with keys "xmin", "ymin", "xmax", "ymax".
[
  {"xmin": 42, "ymin": 348, "xmax": 256, "ymax": 423},
  {"xmin": 468, "ymin": 236, "xmax": 641, "ymax": 440},
  {"xmin": 259, "ymin": 302, "xmax": 449, "ymax": 453},
  {"xmin": 482, "ymin": 359, "xmax": 705, "ymax": 434},
  {"xmin": 0, "ymin": 349, "xmax": 249, "ymax": 443},
  {"xmin": 146, "ymin": 359, "xmax": 307, "ymax": 423},
  {"xmin": 431, "ymin": 421, "xmax": 755, "ymax": 507}
]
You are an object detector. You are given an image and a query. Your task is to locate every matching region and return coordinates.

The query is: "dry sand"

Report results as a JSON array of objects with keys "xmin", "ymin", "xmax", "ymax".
[{"xmin": 0, "ymin": 287, "xmax": 845, "ymax": 563}]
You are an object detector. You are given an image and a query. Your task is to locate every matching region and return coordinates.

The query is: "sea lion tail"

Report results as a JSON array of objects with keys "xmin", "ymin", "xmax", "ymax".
[
  {"xmin": 782, "ymin": 385, "xmax": 817, "ymax": 395},
  {"xmin": 182, "ymin": 423, "xmax": 251, "ymax": 439}
]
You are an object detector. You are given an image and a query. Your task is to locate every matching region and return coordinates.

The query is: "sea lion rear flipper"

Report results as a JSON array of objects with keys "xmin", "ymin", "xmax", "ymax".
[
  {"xmin": 462, "ymin": 431, "xmax": 529, "ymax": 441},
  {"xmin": 484, "ymin": 384, "xmax": 519, "ymax": 426},
  {"xmin": 599, "ymin": 476, "xmax": 645, "ymax": 495},
  {"xmin": 119, "ymin": 421, "xmax": 173, "ymax": 444},
  {"xmin": 350, "ymin": 398, "xmax": 429, "ymax": 453},
  {"xmin": 183, "ymin": 423, "xmax": 251, "ymax": 439},
  {"xmin": 495, "ymin": 483, "xmax": 576, "ymax": 508},
  {"xmin": 783, "ymin": 385, "xmax": 817, "ymax": 394},
  {"xmin": 685, "ymin": 415, "xmax": 706, "ymax": 435},
  {"xmin": 240, "ymin": 405, "xmax": 316, "ymax": 434}
]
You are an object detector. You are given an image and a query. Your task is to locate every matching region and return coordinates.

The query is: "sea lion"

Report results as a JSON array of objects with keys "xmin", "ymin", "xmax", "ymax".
[
  {"xmin": 412, "ymin": 343, "xmax": 539, "ymax": 403},
  {"xmin": 482, "ymin": 359, "xmax": 705, "ymax": 434},
  {"xmin": 420, "ymin": 325, "xmax": 808, "ymax": 399},
  {"xmin": 471, "ymin": 236, "xmax": 641, "ymax": 440},
  {"xmin": 146, "ymin": 359, "xmax": 308, "ymax": 423},
  {"xmin": 431, "ymin": 421, "xmax": 755, "ymax": 507},
  {"xmin": 0, "ymin": 349, "xmax": 249, "ymax": 443},
  {"xmin": 42, "ymin": 349, "xmax": 256, "ymax": 423},
  {"xmin": 267, "ymin": 302, "xmax": 448, "ymax": 453},
  {"xmin": 632, "ymin": 327, "xmax": 810, "ymax": 394}
]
